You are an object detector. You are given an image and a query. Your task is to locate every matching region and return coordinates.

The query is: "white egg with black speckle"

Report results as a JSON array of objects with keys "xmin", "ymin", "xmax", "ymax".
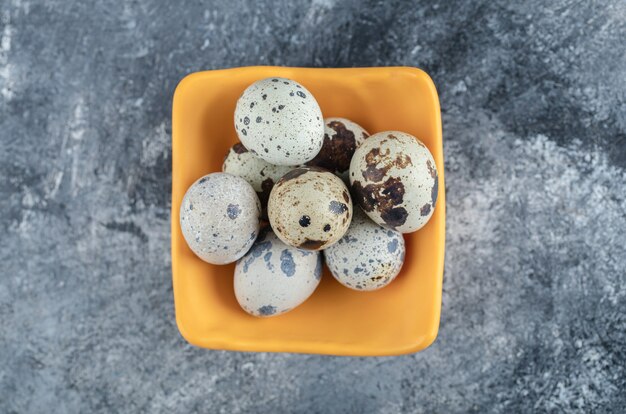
[
  {"xmin": 234, "ymin": 230, "xmax": 323, "ymax": 317},
  {"xmin": 234, "ymin": 77, "xmax": 324, "ymax": 166},
  {"xmin": 268, "ymin": 167, "xmax": 352, "ymax": 251},
  {"xmin": 324, "ymin": 209, "xmax": 405, "ymax": 291},
  {"xmin": 179, "ymin": 173, "xmax": 261, "ymax": 264},
  {"xmin": 350, "ymin": 131, "xmax": 439, "ymax": 233},
  {"xmin": 222, "ymin": 142, "xmax": 292, "ymax": 215}
]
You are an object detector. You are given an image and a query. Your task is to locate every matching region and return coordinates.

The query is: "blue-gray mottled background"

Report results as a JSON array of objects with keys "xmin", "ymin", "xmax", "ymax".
[{"xmin": 1, "ymin": 0, "xmax": 625, "ymax": 412}]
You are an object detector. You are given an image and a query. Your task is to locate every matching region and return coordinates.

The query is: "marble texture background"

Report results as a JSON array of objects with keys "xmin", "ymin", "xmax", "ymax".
[{"xmin": 1, "ymin": 0, "xmax": 625, "ymax": 412}]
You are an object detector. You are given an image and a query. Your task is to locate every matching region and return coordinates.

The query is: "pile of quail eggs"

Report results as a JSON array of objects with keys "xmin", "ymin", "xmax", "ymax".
[{"xmin": 180, "ymin": 77, "xmax": 439, "ymax": 317}]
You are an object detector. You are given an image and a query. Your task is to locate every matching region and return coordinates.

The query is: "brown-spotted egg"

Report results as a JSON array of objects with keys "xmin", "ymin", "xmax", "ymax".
[
  {"xmin": 234, "ymin": 77, "xmax": 324, "ymax": 166},
  {"xmin": 305, "ymin": 117, "xmax": 370, "ymax": 181},
  {"xmin": 222, "ymin": 143, "xmax": 292, "ymax": 214},
  {"xmin": 179, "ymin": 173, "xmax": 261, "ymax": 264},
  {"xmin": 268, "ymin": 167, "xmax": 352, "ymax": 251},
  {"xmin": 349, "ymin": 131, "xmax": 439, "ymax": 233},
  {"xmin": 324, "ymin": 209, "xmax": 405, "ymax": 291},
  {"xmin": 234, "ymin": 230, "xmax": 323, "ymax": 317}
]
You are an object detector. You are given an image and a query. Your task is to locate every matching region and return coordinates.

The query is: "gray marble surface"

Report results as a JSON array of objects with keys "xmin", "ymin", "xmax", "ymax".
[{"xmin": 1, "ymin": 0, "xmax": 625, "ymax": 412}]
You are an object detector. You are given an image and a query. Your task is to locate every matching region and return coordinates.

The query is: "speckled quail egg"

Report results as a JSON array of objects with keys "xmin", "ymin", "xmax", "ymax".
[
  {"xmin": 324, "ymin": 209, "xmax": 405, "ymax": 291},
  {"xmin": 268, "ymin": 167, "xmax": 352, "ymax": 251},
  {"xmin": 179, "ymin": 173, "xmax": 261, "ymax": 264},
  {"xmin": 234, "ymin": 77, "xmax": 324, "ymax": 166},
  {"xmin": 234, "ymin": 230, "xmax": 323, "ymax": 317},
  {"xmin": 306, "ymin": 117, "xmax": 369, "ymax": 180},
  {"xmin": 222, "ymin": 142, "xmax": 292, "ymax": 213},
  {"xmin": 349, "ymin": 131, "xmax": 439, "ymax": 233}
]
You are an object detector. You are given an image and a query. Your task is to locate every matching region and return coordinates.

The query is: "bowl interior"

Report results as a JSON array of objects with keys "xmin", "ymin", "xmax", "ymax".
[{"xmin": 172, "ymin": 66, "xmax": 445, "ymax": 356}]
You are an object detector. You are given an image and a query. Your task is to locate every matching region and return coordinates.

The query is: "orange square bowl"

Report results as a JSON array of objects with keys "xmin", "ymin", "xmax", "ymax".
[{"xmin": 172, "ymin": 66, "xmax": 445, "ymax": 356}]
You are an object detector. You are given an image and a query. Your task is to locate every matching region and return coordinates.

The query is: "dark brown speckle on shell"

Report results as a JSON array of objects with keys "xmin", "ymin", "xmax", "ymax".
[
  {"xmin": 300, "ymin": 239, "xmax": 325, "ymax": 249},
  {"xmin": 352, "ymin": 177, "xmax": 408, "ymax": 229},
  {"xmin": 306, "ymin": 120, "xmax": 357, "ymax": 174},
  {"xmin": 279, "ymin": 168, "xmax": 309, "ymax": 182},
  {"xmin": 362, "ymin": 147, "xmax": 412, "ymax": 182},
  {"xmin": 233, "ymin": 143, "xmax": 248, "ymax": 154}
]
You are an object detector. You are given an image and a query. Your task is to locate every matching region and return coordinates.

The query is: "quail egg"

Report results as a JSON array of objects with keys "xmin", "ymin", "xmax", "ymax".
[
  {"xmin": 349, "ymin": 131, "xmax": 439, "ymax": 233},
  {"xmin": 234, "ymin": 230, "xmax": 323, "ymax": 317},
  {"xmin": 324, "ymin": 209, "xmax": 405, "ymax": 291},
  {"xmin": 306, "ymin": 117, "xmax": 369, "ymax": 180},
  {"xmin": 234, "ymin": 77, "xmax": 324, "ymax": 166},
  {"xmin": 179, "ymin": 173, "xmax": 261, "ymax": 264},
  {"xmin": 222, "ymin": 142, "xmax": 292, "ymax": 213},
  {"xmin": 268, "ymin": 167, "xmax": 352, "ymax": 250}
]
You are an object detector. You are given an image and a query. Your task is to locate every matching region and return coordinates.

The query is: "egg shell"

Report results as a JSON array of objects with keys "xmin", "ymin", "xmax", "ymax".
[
  {"xmin": 268, "ymin": 167, "xmax": 353, "ymax": 251},
  {"xmin": 324, "ymin": 209, "xmax": 405, "ymax": 291},
  {"xmin": 349, "ymin": 131, "xmax": 439, "ymax": 233},
  {"xmin": 234, "ymin": 230, "xmax": 323, "ymax": 317},
  {"xmin": 179, "ymin": 173, "xmax": 261, "ymax": 264},
  {"xmin": 222, "ymin": 143, "xmax": 292, "ymax": 213},
  {"xmin": 234, "ymin": 77, "xmax": 324, "ymax": 166},
  {"xmin": 305, "ymin": 117, "xmax": 370, "ymax": 180}
]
